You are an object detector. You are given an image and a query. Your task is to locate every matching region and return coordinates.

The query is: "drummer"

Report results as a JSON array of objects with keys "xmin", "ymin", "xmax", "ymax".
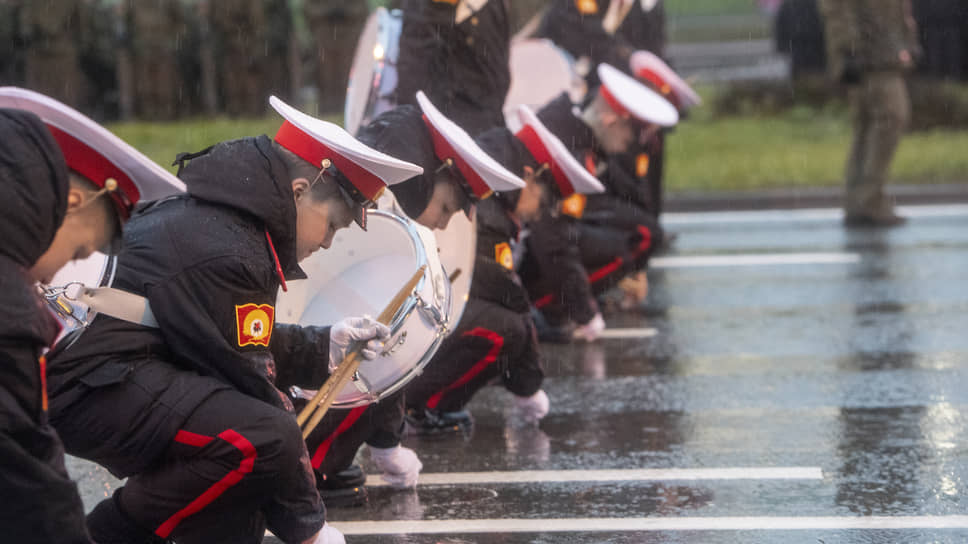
[
  {"xmin": 404, "ymin": 103, "xmax": 606, "ymax": 434},
  {"xmin": 536, "ymin": 63, "xmax": 678, "ymax": 310},
  {"xmin": 42, "ymin": 95, "xmax": 422, "ymax": 544},
  {"xmin": 294, "ymin": 90, "xmax": 526, "ymax": 507},
  {"xmin": 0, "ymin": 87, "xmax": 183, "ymax": 543}
]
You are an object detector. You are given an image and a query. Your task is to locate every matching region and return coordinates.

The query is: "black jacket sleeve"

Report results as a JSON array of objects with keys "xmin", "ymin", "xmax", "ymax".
[
  {"xmin": 469, "ymin": 254, "xmax": 532, "ymax": 314},
  {"xmin": 145, "ymin": 256, "xmax": 293, "ymax": 411},
  {"xmin": 396, "ymin": 0, "xmax": 458, "ymax": 107},
  {"xmin": 526, "ymin": 214, "xmax": 597, "ymax": 325},
  {"xmin": 537, "ymin": 0, "xmax": 634, "ymax": 73},
  {"xmin": 270, "ymin": 324, "xmax": 331, "ymax": 390}
]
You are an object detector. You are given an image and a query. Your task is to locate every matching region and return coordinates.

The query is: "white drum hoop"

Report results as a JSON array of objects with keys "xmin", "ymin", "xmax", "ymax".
[
  {"xmin": 344, "ymin": 7, "xmax": 404, "ymax": 136},
  {"xmin": 276, "ymin": 210, "xmax": 452, "ymax": 407}
]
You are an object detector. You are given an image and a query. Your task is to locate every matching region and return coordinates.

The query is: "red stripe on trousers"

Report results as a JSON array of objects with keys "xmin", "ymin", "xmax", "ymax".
[
  {"xmin": 310, "ymin": 406, "xmax": 369, "ymax": 469},
  {"xmin": 155, "ymin": 429, "xmax": 257, "ymax": 538},
  {"xmin": 426, "ymin": 328, "xmax": 504, "ymax": 410}
]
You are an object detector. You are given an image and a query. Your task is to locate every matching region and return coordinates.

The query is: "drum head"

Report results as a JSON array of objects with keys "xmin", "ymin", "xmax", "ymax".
[
  {"xmin": 503, "ymin": 39, "xmax": 584, "ymax": 131},
  {"xmin": 276, "ymin": 211, "xmax": 449, "ymax": 407},
  {"xmin": 434, "ymin": 212, "xmax": 476, "ymax": 326}
]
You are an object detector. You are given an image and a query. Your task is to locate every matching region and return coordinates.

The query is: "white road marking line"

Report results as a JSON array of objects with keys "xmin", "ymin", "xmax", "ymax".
[
  {"xmin": 369, "ymin": 467, "xmax": 822, "ymax": 487},
  {"xmin": 596, "ymin": 328, "xmax": 658, "ymax": 339},
  {"xmin": 331, "ymin": 516, "xmax": 968, "ymax": 535},
  {"xmin": 651, "ymin": 252, "xmax": 860, "ymax": 268},
  {"xmin": 663, "ymin": 203, "xmax": 968, "ymax": 225}
]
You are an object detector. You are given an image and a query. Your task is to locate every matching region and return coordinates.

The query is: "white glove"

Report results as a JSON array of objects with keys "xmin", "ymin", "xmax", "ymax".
[
  {"xmin": 510, "ymin": 389, "xmax": 550, "ymax": 426},
  {"xmin": 310, "ymin": 523, "xmax": 345, "ymax": 544},
  {"xmin": 572, "ymin": 313, "xmax": 606, "ymax": 342},
  {"xmin": 329, "ymin": 316, "xmax": 391, "ymax": 371},
  {"xmin": 369, "ymin": 445, "xmax": 422, "ymax": 489}
]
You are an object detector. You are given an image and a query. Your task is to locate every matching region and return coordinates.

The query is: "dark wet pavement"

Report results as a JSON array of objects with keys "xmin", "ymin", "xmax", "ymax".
[{"xmin": 67, "ymin": 205, "xmax": 968, "ymax": 543}]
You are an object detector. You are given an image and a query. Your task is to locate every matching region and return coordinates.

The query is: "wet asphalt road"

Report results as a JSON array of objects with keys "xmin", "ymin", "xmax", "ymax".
[{"xmin": 69, "ymin": 204, "xmax": 968, "ymax": 543}]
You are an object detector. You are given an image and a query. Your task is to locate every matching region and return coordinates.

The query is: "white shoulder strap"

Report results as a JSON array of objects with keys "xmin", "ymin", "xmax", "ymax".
[{"xmin": 78, "ymin": 287, "xmax": 159, "ymax": 328}]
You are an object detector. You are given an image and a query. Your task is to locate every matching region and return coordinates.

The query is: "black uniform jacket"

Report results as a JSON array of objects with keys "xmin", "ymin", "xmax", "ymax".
[
  {"xmin": 48, "ymin": 136, "xmax": 331, "ymax": 413},
  {"xmin": 537, "ymin": 0, "xmax": 667, "ymax": 85},
  {"xmin": 0, "ymin": 109, "xmax": 68, "ymax": 429},
  {"xmin": 469, "ymin": 197, "xmax": 530, "ymax": 314},
  {"xmin": 396, "ymin": 0, "xmax": 511, "ymax": 135},
  {"xmin": 0, "ymin": 109, "xmax": 92, "ymax": 544}
]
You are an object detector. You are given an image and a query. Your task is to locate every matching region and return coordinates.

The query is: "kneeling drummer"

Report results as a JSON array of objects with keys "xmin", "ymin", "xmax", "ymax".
[{"xmin": 44, "ymin": 96, "xmax": 422, "ymax": 544}]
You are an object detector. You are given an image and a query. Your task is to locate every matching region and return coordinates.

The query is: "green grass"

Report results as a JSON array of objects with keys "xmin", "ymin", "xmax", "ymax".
[
  {"xmin": 106, "ymin": 115, "xmax": 338, "ymax": 174},
  {"xmin": 105, "ymin": 109, "xmax": 968, "ymax": 194},
  {"xmin": 664, "ymin": 0, "xmax": 760, "ymax": 17},
  {"xmin": 666, "ymin": 109, "xmax": 968, "ymax": 193}
]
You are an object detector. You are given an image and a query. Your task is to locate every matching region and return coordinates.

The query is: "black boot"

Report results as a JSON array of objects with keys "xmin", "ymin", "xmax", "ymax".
[
  {"xmin": 318, "ymin": 464, "xmax": 368, "ymax": 508},
  {"xmin": 405, "ymin": 408, "xmax": 474, "ymax": 435},
  {"xmin": 87, "ymin": 489, "xmax": 169, "ymax": 544}
]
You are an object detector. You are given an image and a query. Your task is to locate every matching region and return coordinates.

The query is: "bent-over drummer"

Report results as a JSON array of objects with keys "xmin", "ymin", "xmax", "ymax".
[
  {"xmin": 43, "ymin": 96, "xmax": 422, "ymax": 544},
  {"xmin": 536, "ymin": 64, "xmax": 677, "ymax": 311},
  {"xmin": 403, "ymin": 103, "xmax": 605, "ymax": 434},
  {"xmin": 290, "ymin": 90, "xmax": 525, "ymax": 507},
  {"xmin": 0, "ymin": 87, "xmax": 185, "ymax": 544}
]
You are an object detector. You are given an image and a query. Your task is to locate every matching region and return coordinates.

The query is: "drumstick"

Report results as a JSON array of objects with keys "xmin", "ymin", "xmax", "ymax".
[{"xmin": 298, "ymin": 266, "xmax": 427, "ymax": 438}]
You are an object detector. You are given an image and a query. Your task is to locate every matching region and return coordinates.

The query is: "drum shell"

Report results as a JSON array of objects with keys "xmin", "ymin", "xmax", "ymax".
[{"xmin": 344, "ymin": 7, "xmax": 404, "ymax": 136}]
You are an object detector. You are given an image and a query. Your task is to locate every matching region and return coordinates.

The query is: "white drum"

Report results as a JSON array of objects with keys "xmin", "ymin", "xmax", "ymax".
[
  {"xmin": 503, "ymin": 39, "xmax": 585, "ymax": 132},
  {"xmin": 344, "ymin": 7, "xmax": 404, "ymax": 136},
  {"xmin": 43, "ymin": 253, "xmax": 117, "ymax": 343},
  {"xmin": 275, "ymin": 210, "xmax": 451, "ymax": 407},
  {"xmin": 434, "ymin": 212, "xmax": 476, "ymax": 326}
]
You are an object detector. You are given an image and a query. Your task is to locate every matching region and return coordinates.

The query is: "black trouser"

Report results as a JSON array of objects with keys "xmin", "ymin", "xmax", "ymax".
[
  {"xmin": 579, "ymin": 194, "xmax": 663, "ymax": 295},
  {"xmin": 50, "ymin": 358, "xmax": 325, "ymax": 544},
  {"xmin": 300, "ymin": 392, "xmax": 405, "ymax": 478},
  {"xmin": 0, "ymin": 386, "xmax": 91, "ymax": 544},
  {"xmin": 405, "ymin": 298, "xmax": 544, "ymax": 413}
]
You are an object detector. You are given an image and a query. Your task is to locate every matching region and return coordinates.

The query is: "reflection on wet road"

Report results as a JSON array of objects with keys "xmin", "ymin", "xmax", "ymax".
[{"xmin": 68, "ymin": 205, "xmax": 968, "ymax": 543}]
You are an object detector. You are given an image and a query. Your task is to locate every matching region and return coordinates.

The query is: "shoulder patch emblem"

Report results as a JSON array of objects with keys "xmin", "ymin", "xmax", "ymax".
[
  {"xmin": 561, "ymin": 193, "xmax": 587, "ymax": 219},
  {"xmin": 636, "ymin": 153, "xmax": 651, "ymax": 178},
  {"xmin": 576, "ymin": 0, "xmax": 599, "ymax": 15},
  {"xmin": 494, "ymin": 242, "xmax": 514, "ymax": 270},
  {"xmin": 236, "ymin": 303, "xmax": 275, "ymax": 347}
]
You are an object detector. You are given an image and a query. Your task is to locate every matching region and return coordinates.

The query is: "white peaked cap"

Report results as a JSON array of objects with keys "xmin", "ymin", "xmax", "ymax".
[
  {"xmin": 514, "ymin": 105, "xmax": 605, "ymax": 197},
  {"xmin": 0, "ymin": 86, "xmax": 185, "ymax": 220},
  {"xmin": 270, "ymin": 95, "xmax": 423, "ymax": 198},
  {"xmin": 416, "ymin": 91, "xmax": 524, "ymax": 199},
  {"xmin": 596, "ymin": 64, "xmax": 679, "ymax": 128},
  {"xmin": 629, "ymin": 50, "xmax": 702, "ymax": 111}
]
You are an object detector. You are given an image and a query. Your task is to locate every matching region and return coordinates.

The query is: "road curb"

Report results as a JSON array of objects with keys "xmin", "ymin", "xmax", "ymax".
[{"xmin": 665, "ymin": 183, "xmax": 968, "ymax": 212}]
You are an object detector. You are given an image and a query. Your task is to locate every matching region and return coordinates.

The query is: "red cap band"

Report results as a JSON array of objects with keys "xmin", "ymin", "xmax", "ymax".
[
  {"xmin": 46, "ymin": 125, "xmax": 139, "ymax": 221},
  {"xmin": 275, "ymin": 121, "xmax": 386, "ymax": 202},
  {"xmin": 599, "ymin": 84, "xmax": 632, "ymax": 120},
  {"xmin": 514, "ymin": 125, "xmax": 575, "ymax": 198},
  {"xmin": 635, "ymin": 68, "xmax": 681, "ymax": 110},
  {"xmin": 421, "ymin": 115, "xmax": 493, "ymax": 200}
]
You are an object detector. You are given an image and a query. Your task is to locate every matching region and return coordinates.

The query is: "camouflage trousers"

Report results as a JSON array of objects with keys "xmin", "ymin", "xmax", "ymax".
[{"xmin": 844, "ymin": 71, "xmax": 910, "ymax": 218}]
